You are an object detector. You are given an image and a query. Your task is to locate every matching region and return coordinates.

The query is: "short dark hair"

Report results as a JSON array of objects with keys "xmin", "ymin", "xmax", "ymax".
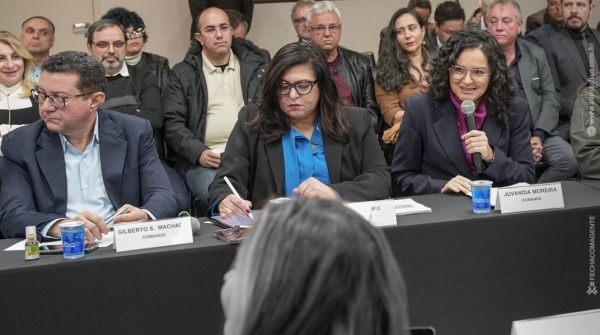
[
  {"xmin": 41, "ymin": 51, "xmax": 106, "ymax": 93},
  {"xmin": 226, "ymin": 199, "xmax": 410, "ymax": 335},
  {"xmin": 21, "ymin": 16, "xmax": 56, "ymax": 36},
  {"xmin": 434, "ymin": 1, "xmax": 466, "ymax": 25},
  {"xmin": 225, "ymin": 9, "xmax": 248, "ymax": 34},
  {"xmin": 86, "ymin": 19, "xmax": 128, "ymax": 46},
  {"xmin": 408, "ymin": 0, "xmax": 432, "ymax": 10},
  {"xmin": 428, "ymin": 28, "xmax": 516, "ymax": 126},
  {"xmin": 101, "ymin": 7, "xmax": 148, "ymax": 43},
  {"xmin": 250, "ymin": 42, "xmax": 352, "ymax": 144}
]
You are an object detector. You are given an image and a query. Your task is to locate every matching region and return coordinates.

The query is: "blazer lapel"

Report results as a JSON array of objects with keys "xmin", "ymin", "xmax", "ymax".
[
  {"xmin": 481, "ymin": 104, "xmax": 503, "ymax": 150},
  {"xmin": 36, "ymin": 128, "xmax": 68, "ymax": 213},
  {"xmin": 98, "ymin": 113, "xmax": 127, "ymax": 207},
  {"xmin": 266, "ymin": 140, "xmax": 284, "ymax": 195},
  {"xmin": 433, "ymin": 100, "xmax": 473, "ymax": 177},
  {"xmin": 558, "ymin": 30, "xmax": 587, "ymax": 80},
  {"xmin": 323, "ymin": 133, "xmax": 342, "ymax": 184}
]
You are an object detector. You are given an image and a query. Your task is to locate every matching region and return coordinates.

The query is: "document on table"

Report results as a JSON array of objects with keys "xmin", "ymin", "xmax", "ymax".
[
  {"xmin": 392, "ymin": 198, "xmax": 432, "ymax": 215},
  {"xmin": 4, "ymin": 231, "xmax": 114, "ymax": 251}
]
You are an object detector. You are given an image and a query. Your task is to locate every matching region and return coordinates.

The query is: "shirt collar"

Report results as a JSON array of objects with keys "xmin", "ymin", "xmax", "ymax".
[
  {"xmin": 567, "ymin": 25, "xmax": 590, "ymax": 40},
  {"xmin": 107, "ymin": 63, "xmax": 130, "ymax": 78},
  {"xmin": 59, "ymin": 113, "xmax": 100, "ymax": 153},
  {"xmin": 437, "ymin": 35, "xmax": 443, "ymax": 48},
  {"xmin": 201, "ymin": 51, "xmax": 234, "ymax": 73}
]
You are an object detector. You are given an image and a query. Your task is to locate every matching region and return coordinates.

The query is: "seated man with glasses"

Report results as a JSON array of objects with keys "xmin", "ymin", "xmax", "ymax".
[
  {"xmin": 102, "ymin": 7, "xmax": 170, "ymax": 93},
  {"xmin": 163, "ymin": 7, "xmax": 268, "ymax": 215},
  {"xmin": 307, "ymin": 1, "xmax": 380, "ymax": 132},
  {"xmin": 86, "ymin": 19, "xmax": 189, "ymax": 214},
  {"xmin": 0, "ymin": 51, "xmax": 178, "ymax": 240},
  {"xmin": 392, "ymin": 28, "xmax": 535, "ymax": 196}
]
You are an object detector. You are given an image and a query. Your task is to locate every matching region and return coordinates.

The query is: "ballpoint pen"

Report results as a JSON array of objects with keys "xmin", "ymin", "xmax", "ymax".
[{"xmin": 224, "ymin": 176, "xmax": 254, "ymax": 220}]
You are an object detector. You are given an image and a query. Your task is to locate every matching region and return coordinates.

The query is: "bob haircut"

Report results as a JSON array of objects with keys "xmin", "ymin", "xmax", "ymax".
[
  {"xmin": 102, "ymin": 7, "xmax": 149, "ymax": 43},
  {"xmin": 224, "ymin": 199, "xmax": 410, "ymax": 335},
  {"xmin": 249, "ymin": 42, "xmax": 351, "ymax": 143},
  {"xmin": 427, "ymin": 28, "xmax": 516, "ymax": 126},
  {"xmin": 377, "ymin": 7, "xmax": 437, "ymax": 92},
  {"xmin": 0, "ymin": 30, "xmax": 35, "ymax": 99}
]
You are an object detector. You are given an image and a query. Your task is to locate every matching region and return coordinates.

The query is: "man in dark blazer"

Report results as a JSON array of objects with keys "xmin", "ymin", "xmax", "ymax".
[
  {"xmin": 540, "ymin": 0, "xmax": 600, "ymax": 140},
  {"xmin": 0, "ymin": 51, "xmax": 177, "ymax": 241},
  {"xmin": 524, "ymin": 0, "xmax": 563, "ymax": 44},
  {"xmin": 392, "ymin": 94, "xmax": 536, "ymax": 196},
  {"xmin": 487, "ymin": 0, "xmax": 576, "ymax": 182}
]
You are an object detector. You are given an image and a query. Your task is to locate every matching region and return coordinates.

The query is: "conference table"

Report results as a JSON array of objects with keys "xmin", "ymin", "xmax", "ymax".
[{"xmin": 1, "ymin": 181, "xmax": 599, "ymax": 335}]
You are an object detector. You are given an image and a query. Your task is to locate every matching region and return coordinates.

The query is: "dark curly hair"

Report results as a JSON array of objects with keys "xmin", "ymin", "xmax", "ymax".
[
  {"xmin": 249, "ymin": 42, "xmax": 351, "ymax": 144},
  {"xmin": 376, "ymin": 8, "xmax": 437, "ymax": 92},
  {"xmin": 427, "ymin": 28, "xmax": 516, "ymax": 126},
  {"xmin": 101, "ymin": 7, "xmax": 148, "ymax": 43}
]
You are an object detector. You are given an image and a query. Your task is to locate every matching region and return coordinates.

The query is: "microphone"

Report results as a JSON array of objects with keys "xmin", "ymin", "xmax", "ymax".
[
  {"xmin": 460, "ymin": 100, "xmax": 482, "ymax": 174},
  {"xmin": 179, "ymin": 211, "xmax": 201, "ymax": 236}
]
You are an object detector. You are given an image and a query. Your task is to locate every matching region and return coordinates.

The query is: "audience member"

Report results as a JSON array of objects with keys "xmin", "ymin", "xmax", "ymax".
[
  {"xmin": 101, "ymin": 7, "xmax": 171, "ymax": 93},
  {"xmin": 0, "ymin": 51, "xmax": 177, "ymax": 240},
  {"xmin": 225, "ymin": 9, "xmax": 271, "ymax": 61},
  {"xmin": 540, "ymin": 0, "xmax": 600, "ymax": 141},
  {"xmin": 163, "ymin": 7, "xmax": 268, "ymax": 215},
  {"xmin": 488, "ymin": 0, "xmax": 576, "ymax": 182},
  {"xmin": 433, "ymin": 1, "xmax": 466, "ymax": 48},
  {"xmin": 221, "ymin": 199, "xmax": 410, "ymax": 335},
  {"xmin": 571, "ymin": 74, "xmax": 600, "ymax": 179},
  {"xmin": 379, "ymin": 0, "xmax": 434, "ymax": 56},
  {"xmin": 307, "ymin": 1, "xmax": 380, "ymax": 131},
  {"xmin": 86, "ymin": 19, "xmax": 189, "ymax": 213},
  {"xmin": 469, "ymin": 0, "xmax": 493, "ymax": 29},
  {"xmin": 208, "ymin": 42, "xmax": 390, "ymax": 218},
  {"xmin": 467, "ymin": 7, "xmax": 483, "ymax": 27},
  {"xmin": 291, "ymin": 0, "xmax": 315, "ymax": 42},
  {"xmin": 189, "ymin": 0, "xmax": 254, "ymax": 39},
  {"xmin": 376, "ymin": 8, "xmax": 437, "ymax": 164},
  {"xmin": 0, "ymin": 31, "xmax": 39, "ymax": 153},
  {"xmin": 525, "ymin": 0, "xmax": 563, "ymax": 44},
  {"xmin": 392, "ymin": 28, "xmax": 536, "ymax": 196},
  {"xmin": 19, "ymin": 16, "xmax": 55, "ymax": 84},
  {"xmin": 525, "ymin": 2, "xmax": 552, "ymax": 34}
]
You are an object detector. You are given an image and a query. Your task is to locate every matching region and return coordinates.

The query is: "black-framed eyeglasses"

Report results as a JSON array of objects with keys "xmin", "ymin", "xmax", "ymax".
[
  {"xmin": 31, "ymin": 89, "xmax": 92, "ymax": 108},
  {"xmin": 91, "ymin": 41, "xmax": 126, "ymax": 49},
  {"xmin": 277, "ymin": 80, "xmax": 318, "ymax": 96},
  {"xmin": 126, "ymin": 28, "xmax": 145, "ymax": 39},
  {"xmin": 311, "ymin": 24, "xmax": 341, "ymax": 35},
  {"xmin": 202, "ymin": 24, "xmax": 231, "ymax": 35}
]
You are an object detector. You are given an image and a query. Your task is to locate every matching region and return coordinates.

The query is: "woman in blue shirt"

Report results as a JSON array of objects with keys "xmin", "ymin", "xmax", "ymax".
[{"xmin": 208, "ymin": 42, "xmax": 391, "ymax": 218}]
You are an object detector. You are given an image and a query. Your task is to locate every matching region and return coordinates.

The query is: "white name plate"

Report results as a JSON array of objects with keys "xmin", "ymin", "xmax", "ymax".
[
  {"xmin": 345, "ymin": 200, "xmax": 397, "ymax": 227},
  {"xmin": 113, "ymin": 216, "xmax": 193, "ymax": 252},
  {"xmin": 496, "ymin": 182, "xmax": 564, "ymax": 214}
]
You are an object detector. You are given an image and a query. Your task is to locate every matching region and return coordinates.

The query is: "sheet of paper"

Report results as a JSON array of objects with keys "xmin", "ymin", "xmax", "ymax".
[
  {"xmin": 393, "ymin": 198, "xmax": 432, "ymax": 215},
  {"xmin": 4, "ymin": 231, "xmax": 114, "ymax": 251}
]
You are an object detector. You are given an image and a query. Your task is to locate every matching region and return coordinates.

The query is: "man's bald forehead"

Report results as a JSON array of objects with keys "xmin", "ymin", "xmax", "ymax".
[{"xmin": 198, "ymin": 7, "xmax": 229, "ymax": 29}]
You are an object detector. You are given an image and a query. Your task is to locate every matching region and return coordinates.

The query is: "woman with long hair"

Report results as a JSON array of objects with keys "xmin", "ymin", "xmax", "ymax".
[
  {"xmin": 376, "ymin": 8, "xmax": 437, "ymax": 162},
  {"xmin": 208, "ymin": 42, "xmax": 390, "ymax": 218},
  {"xmin": 392, "ymin": 28, "xmax": 535, "ymax": 196},
  {"xmin": 221, "ymin": 199, "xmax": 410, "ymax": 335}
]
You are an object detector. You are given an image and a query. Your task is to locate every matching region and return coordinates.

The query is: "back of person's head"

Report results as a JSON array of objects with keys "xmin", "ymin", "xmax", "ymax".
[
  {"xmin": 222, "ymin": 199, "xmax": 410, "ymax": 335},
  {"xmin": 252, "ymin": 42, "xmax": 350, "ymax": 143},
  {"xmin": 434, "ymin": 1, "xmax": 466, "ymax": 25},
  {"xmin": 101, "ymin": 7, "xmax": 148, "ymax": 43},
  {"xmin": 306, "ymin": 0, "xmax": 342, "ymax": 26},
  {"xmin": 85, "ymin": 19, "xmax": 128, "ymax": 46},
  {"xmin": 0, "ymin": 30, "xmax": 35, "ymax": 97},
  {"xmin": 41, "ymin": 51, "xmax": 106, "ymax": 94}
]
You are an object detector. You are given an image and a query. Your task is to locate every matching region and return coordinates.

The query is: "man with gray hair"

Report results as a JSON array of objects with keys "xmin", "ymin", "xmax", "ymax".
[
  {"xmin": 0, "ymin": 51, "xmax": 177, "ymax": 240},
  {"xmin": 291, "ymin": 0, "xmax": 315, "ymax": 42},
  {"xmin": 487, "ymin": 0, "xmax": 576, "ymax": 182},
  {"xmin": 307, "ymin": 1, "xmax": 380, "ymax": 130}
]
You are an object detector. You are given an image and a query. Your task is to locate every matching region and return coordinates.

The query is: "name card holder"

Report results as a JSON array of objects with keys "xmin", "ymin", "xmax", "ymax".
[
  {"xmin": 496, "ymin": 182, "xmax": 564, "ymax": 214},
  {"xmin": 113, "ymin": 216, "xmax": 193, "ymax": 252},
  {"xmin": 345, "ymin": 200, "xmax": 397, "ymax": 227}
]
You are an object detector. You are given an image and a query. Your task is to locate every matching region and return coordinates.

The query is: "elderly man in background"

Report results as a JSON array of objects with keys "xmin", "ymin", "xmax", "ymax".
[
  {"xmin": 308, "ymin": 1, "xmax": 380, "ymax": 131},
  {"xmin": 20, "ymin": 16, "xmax": 55, "ymax": 84},
  {"xmin": 291, "ymin": 0, "xmax": 315, "ymax": 42}
]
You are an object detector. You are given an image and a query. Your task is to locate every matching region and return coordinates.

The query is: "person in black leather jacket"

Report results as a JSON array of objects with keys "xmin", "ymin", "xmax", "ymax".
[
  {"xmin": 306, "ymin": 1, "xmax": 381, "ymax": 132},
  {"xmin": 102, "ymin": 7, "xmax": 170, "ymax": 93},
  {"xmin": 162, "ymin": 8, "xmax": 268, "ymax": 214}
]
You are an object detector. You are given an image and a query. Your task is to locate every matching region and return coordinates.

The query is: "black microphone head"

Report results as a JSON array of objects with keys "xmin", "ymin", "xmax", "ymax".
[{"xmin": 460, "ymin": 100, "xmax": 476, "ymax": 116}]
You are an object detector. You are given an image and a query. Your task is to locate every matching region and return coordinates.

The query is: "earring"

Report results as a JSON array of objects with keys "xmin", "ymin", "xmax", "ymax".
[{"xmin": 423, "ymin": 40, "xmax": 426, "ymax": 45}]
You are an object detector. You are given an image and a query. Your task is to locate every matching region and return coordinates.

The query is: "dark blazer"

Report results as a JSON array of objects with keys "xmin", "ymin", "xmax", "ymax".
[
  {"xmin": 0, "ymin": 110, "xmax": 178, "ymax": 239},
  {"xmin": 540, "ymin": 28, "xmax": 600, "ymax": 139},
  {"xmin": 138, "ymin": 52, "xmax": 170, "ymax": 94},
  {"xmin": 525, "ymin": 21, "xmax": 562, "ymax": 44},
  {"xmin": 525, "ymin": 8, "xmax": 550, "ymax": 35},
  {"xmin": 207, "ymin": 105, "xmax": 391, "ymax": 211},
  {"xmin": 516, "ymin": 38, "xmax": 560, "ymax": 135},
  {"xmin": 392, "ymin": 94, "xmax": 536, "ymax": 196}
]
